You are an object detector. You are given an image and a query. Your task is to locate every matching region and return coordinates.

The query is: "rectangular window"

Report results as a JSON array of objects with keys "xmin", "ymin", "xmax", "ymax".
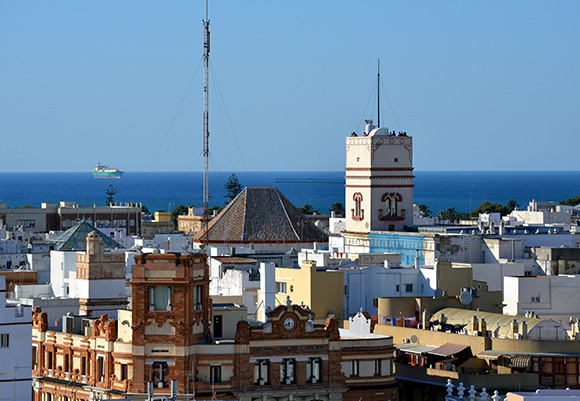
[
  {"xmin": 97, "ymin": 355, "xmax": 105, "ymax": 382},
  {"xmin": 275, "ymin": 282, "xmax": 287, "ymax": 294},
  {"xmin": 373, "ymin": 298, "xmax": 378, "ymax": 308},
  {"xmin": 375, "ymin": 359, "xmax": 382, "ymax": 376},
  {"xmin": 0, "ymin": 333, "xmax": 8, "ymax": 348},
  {"xmin": 17, "ymin": 219, "xmax": 35, "ymax": 228},
  {"xmin": 152, "ymin": 361, "xmax": 169, "ymax": 388},
  {"xmin": 280, "ymin": 359, "xmax": 295, "ymax": 384},
  {"xmin": 306, "ymin": 358, "xmax": 322, "ymax": 383},
  {"xmin": 32, "ymin": 346, "xmax": 37, "ymax": 370},
  {"xmin": 193, "ymin": 285, "xmax": 203, "ymax": 310},
  {"xmin": 210, "ymin": 366, "xmax": 221, "ymax": 384},
  {"xmin": 404, "ymin": 283, "xmax": 413, "ymax": 293},
  {"xmin": 47, "ymin": 351, "xmax": 53, "ymax": 370},
  {"xmin": 64, "ymin": 354, "xmax": 70, "ymax": 372},
  {"xmin": 254, "ymin": 360, "xmax": 269, "ymax": 385},
  {"xmin": 121, "ymin": 364, "xmax": 128, "ymax": 381},
  {"xmin": 81, "ymin": 357, "xmax": 87, "ymax": 376},
  {"xmin": 149, "ymin": 286, "xmax": 173, "ymax": 311},
  {"xmin": 395, "ymin": 284, "xmax": 400, "ymax": 292},
  {"xmin": 351, "ymin": 360, "xmax": 359, "ymax": 377}
]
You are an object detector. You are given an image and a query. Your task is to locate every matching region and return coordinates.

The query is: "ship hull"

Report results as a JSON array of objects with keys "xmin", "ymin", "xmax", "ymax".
[{"xmin": 92, "ymin": 171, "xmax": 123, "ymax": 179}]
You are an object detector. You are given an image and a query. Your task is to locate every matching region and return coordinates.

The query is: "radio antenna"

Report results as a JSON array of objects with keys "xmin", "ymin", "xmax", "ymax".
[{"xmin": 203, "ymin": 0, "xmax": 210, "ymax": 247}]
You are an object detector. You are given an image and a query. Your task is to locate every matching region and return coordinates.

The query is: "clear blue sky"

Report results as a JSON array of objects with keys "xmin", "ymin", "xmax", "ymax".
[{"xmin": 1, "ymin": 1, "xmax": 579, "ymax": 172}]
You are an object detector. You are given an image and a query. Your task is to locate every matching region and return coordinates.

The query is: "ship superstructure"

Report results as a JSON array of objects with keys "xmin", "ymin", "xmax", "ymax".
[{"xmin": 92, "ymin": 163, "xmax": 123, "ymax": 179}]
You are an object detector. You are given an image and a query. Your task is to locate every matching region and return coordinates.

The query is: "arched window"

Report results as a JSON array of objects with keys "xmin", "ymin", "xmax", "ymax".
[
  {"xmin": 385, "ymin": 197, "xmax": 392, "ymax": 216},
  {"xmin": 352, "ymin": 193, "xmax": 363, "ymax": 220},
  {"xmin": 380, "ymin": 193, "xmax": 403, "ymax": 219}
]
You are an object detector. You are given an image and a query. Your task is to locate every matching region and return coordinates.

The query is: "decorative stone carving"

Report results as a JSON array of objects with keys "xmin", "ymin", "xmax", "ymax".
[{"xmin": 32, "ymin": 307, "xmax": 48, "ymax": 332}]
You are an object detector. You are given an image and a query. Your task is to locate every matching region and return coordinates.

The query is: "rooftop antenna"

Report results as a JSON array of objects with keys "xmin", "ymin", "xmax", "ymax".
[
  {"xmin": 377, "ymin": 58, "xmax": 380, "ymax": 128},
  {"xmin": 203, "ymin": 0, "xmax": 210, "ymax": 249}
]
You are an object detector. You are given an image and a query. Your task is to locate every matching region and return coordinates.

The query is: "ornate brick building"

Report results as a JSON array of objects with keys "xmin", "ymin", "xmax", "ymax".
[{"xmin": 31, "ymin": 251, "xmax": 398, "ymax": 400}]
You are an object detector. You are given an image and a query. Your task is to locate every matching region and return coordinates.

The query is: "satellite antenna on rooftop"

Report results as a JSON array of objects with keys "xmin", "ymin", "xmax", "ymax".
[{"xmin": 459, "ymin": 289, "xmax": 473, "ymax": 305}]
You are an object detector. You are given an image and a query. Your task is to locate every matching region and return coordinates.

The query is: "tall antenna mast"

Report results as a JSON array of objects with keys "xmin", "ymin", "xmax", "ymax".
[
  {"xmin": 202, "ymin": 0, "xmax": 210, "ymax": 244},
  {"xmin": 377, "ymin": 58, "xmax": 380, "ymax": 127}
]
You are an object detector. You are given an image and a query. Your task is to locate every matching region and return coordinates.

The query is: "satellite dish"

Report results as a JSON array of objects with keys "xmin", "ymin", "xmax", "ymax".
[
  {"xmin": 459, "ymin": 290, "xmax": 473, "ymax": 305},
  {"xmin": 434, "ymin": 289, "xmax": 444, "ymax": 299},
  {"xmin": 410, "ymin": 335, "xmax": 418, "ymax": 343}
]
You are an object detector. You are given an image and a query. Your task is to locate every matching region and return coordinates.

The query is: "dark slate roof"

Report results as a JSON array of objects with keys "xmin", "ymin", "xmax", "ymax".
[
  {"xmin": 48, "ymin": 221, "xmax": 123, "ymax": 251},
  {"xmin": 193, "ymin": 187, "xmax": 329, "ymax": 244}
]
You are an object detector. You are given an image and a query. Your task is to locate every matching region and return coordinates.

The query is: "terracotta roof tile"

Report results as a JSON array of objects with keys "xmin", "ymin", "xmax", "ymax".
[{"xmin": 193, "ymin": 187, "xmax": 328, "ymax": 244}]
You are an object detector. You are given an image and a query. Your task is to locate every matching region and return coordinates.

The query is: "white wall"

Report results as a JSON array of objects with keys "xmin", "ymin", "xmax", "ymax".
[
  {"xmin": 259, "ymin": 262, "xmax": 276, "ymax": 322},
  {"xmin": 0, "ymin": 277, "xmax": 32, "ymax": 401},
  {"xmin": 28, "ymin": 253, "xmax": 51, "ymax": 283},
  {"xmin": 472, "ymin": 262, "xmax": 525, "ymax": 292},
  {"xmin": 344, "ymin": 265, "xmax": 432, "ymax": 318},
  {"xmin": 503, "ymin": 275, "xmax": 580, "ymax": 318},
  {"xmin": 50, "ymin": 251, "xmax": 79, "ymax": 297}
]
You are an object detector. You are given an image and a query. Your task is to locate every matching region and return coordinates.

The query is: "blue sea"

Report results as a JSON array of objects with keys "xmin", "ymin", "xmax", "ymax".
[{"xmin": 0, "ymin": 171, "xmax": 578, "ymax": 215}]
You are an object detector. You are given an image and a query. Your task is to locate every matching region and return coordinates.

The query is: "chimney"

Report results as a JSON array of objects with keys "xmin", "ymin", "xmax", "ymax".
[
  {"xmin": 480, "ymin": 318, "xmax": 487, "ymax": 336},
  {"xmin": 511, "ymin": 319, "xmax": 519, "ymax": 338},
  {"xmin": 521, "ymin": 321, "xmax": 528, "ymax": 339},
  {"xmin": 422, "ymin": 309, "xmax": 431, "ymax": 330},
  {"xmin": 471, "ymin": 315, "xmax": 479, "ymax": 332}
]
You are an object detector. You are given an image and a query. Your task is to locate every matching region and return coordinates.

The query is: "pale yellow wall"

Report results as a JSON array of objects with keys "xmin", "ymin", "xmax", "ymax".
[
  {"xmin": 275, "ymin": 261, "xmax": 343, "ymax": 319},
  {"xmin": 211, "ymin": 295, "xmax": 243, "ymax": 304},
  {"xmin": 311, "ymin": 268, "xmax": 343, "ymax": 319},
  {"xmin": 275, "ymin": 265, "xmax": 312, "ymax": 307},
  {"xmin": 155, "ymin": 211, "xmax": 172, "ymax": 222},
  {"xmin": 436, "ymin": 259, "xmax": 472, "ymax": 296},
  {"xmin": 117, "ymin": 309, "xmax": 132, "ymax": 342}
]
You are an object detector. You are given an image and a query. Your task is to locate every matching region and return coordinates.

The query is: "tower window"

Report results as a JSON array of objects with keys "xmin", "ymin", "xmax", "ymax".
[
  {"xmin": 380, "ymin": 193, "xmax": 402, "ymax": 219},
  {"xmin": 193, "ymin": 285, "xmax": 203, "ymax": 310},
  {"xmin": 352, "ymin": 193, "xmax": 364, "ymax": 220},
  {"xmin": 152, "ymin": 361, "xmax": 169, "ymax": 388},
  {"xmin": 385, "ymin": 197, "xmax": 397, "ymax": 216},
  {"xmin": 149, "ymin": 286, "xmax": 173, "ymax": 311},
  {"xmin": 210, "ymin": 366, "xmax": 222, "ymax": 383}
]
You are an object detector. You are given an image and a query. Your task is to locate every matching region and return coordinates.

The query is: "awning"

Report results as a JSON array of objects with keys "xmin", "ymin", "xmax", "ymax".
[
  {"xmin": 428, "ymin": 343, "xmax": 470, "ymax": 358},
  {"xmin": 395, "ymin": 344, "xmax": 438, "ymax": 355},
  {"xmin": 509, "ymin": 356, "xmax": 531, "ymax": 368},
  {"xmin": 476, "ymin": 351, "xmax": 503, "ymax": 361}
]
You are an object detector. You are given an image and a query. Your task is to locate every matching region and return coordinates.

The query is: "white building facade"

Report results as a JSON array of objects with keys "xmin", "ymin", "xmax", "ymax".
[{"xmin": 0, "ymin": 276, "xmax": 32, "ymax": 401}]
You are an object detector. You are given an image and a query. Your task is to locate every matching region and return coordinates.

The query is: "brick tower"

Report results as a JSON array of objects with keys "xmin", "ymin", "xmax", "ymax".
[
  {"xmin": 75, "ymin": 232, "xmax": 127, "ymax": 317},
  {"xmin": 130, "ymin": 252, "xmax": 210, "ymax": 394}
]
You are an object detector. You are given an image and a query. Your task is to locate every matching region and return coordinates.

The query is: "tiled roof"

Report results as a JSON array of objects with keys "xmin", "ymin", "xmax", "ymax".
[
  {"xmin": 48, "ymin": 221, "xmax": 123, "ymax": 251},
  {"xmin": 193, "ymin": 187, "xmax": 328, "ymax": 244}
]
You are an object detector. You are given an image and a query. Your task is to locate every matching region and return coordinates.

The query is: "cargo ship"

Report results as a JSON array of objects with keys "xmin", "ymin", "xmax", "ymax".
[{"xmin": 92, "ymin": 163, "xmax": 123, "ymax": 179}]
